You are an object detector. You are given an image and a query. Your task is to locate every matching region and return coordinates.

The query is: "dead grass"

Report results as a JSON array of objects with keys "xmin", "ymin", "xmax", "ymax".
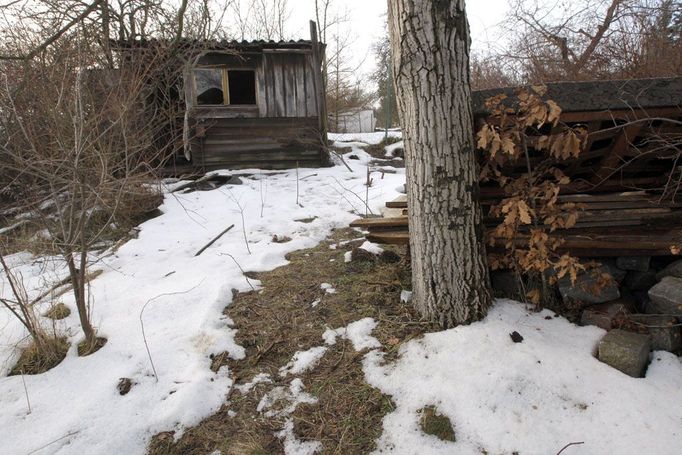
[
  {"xmin": 77, "ymin": 336, "xmax": 107, "ymax": 357},
  {"xmin": 148, "ymin": 228, "xmax": 436, "ymax": 455},
  {"xmin": 9, "ymin": 336, "xmax": 69, "ymax": 375},
  {"xmin": 43, "ymin": 302, "xmax": 71, "ymax": 320}
]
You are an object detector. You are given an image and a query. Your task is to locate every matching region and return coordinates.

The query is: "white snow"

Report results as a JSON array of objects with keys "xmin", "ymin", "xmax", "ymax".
[
  {"xmin": 329, "ymin": 131, "xmax": 402, "ymax": 145},
  {"xmin": 235, "ymin": 373, "xmax": 272, "ymax": 394},
  {"xmin": 320, "ymin": 283, "xmax": 336, "ymax": 294},
  {"xmin": 360, "ymin": 240, "xmax": 384, "ymax": 255},
  {"xmin": 363, "ymin": 300, "xmax": 682, "ymax": 455},
  {"xmin": 0, "ymin": 156, "xmax": 405, "ymax": 455},
  {"xmin": 323, "ymin": 318, "xmax": 381, "ymax": 351},
  {"xmin": 344, "ymin": 251, "xmax": 353, "ymax": 263},
  {"xmin": 400, "ymin": 290, "xmax": 413, "ymax": 303},
  {"xmin": 279, "ymin": 346, "xmax": 328, "ymax": 377},
  {"xmin": 384, "ymin": 140, "xmax": 405, "ymax": 158}
]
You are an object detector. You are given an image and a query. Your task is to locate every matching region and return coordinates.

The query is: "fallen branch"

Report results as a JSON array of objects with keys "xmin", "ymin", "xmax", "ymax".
[
  {"xmin": 29, "ymin": 276, "xmax": 72, "ymax": 306},
  {"xmin": 194, "ymin": 224, "xmax": 235, "ymax": 257},
  {"xmin": 327, "ymin": 147, "xmax": 354, "ymax": 172},
  {"xmin": 0, "ymin": 219, "xmax": 28, "ymax": 236}
]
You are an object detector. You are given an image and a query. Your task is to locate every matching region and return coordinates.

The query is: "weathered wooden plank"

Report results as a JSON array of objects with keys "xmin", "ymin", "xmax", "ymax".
[
  {"xmin": 350, "ymin": 217, "xmax": 408, "ymax": 228},
  {"xmin": 194, "ymin": 107, "xmax": 259, "ymax": 119},
  {"xmin": 304, "ymin": 59, "xmax": 317, "ymax": 117},
  {"xmin": 367, "ymin": 228, "xmax": 682, "ymax": 256},
  {"xmin": 272, "ymin": 55, "xmax": 286, "ymax": 117},
  {"xmin": 284, "ymin": 62, "xmax": 297, "ymax": 117},
  {"xmin": 201, "ymin": 158, "xmax": 321, "ymax": 171},
  {"xmin": 591, "ymin": 123, "xmax": 646, "ymax": 184},
  {"xmin": 264, "ymin": 54, "xmax": 277, "ymax": 117},
  {"xmin": 256, "ymin": 65, "xmax": 267, "ymax": 116},
  {"xmin": 294, "ymin": 57, "xmax": 307, "ymax": 118}
]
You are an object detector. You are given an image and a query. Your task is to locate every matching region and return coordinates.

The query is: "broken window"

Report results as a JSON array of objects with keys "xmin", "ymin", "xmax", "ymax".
[
  {"xmin": 195, "ymin": 68, "xmax": 224, "ymax": 105},
  {"xmin": 194, "ymin": 68, "xmax": 256, "ymax": 106},
  {"xmin": 228, "ymin": 70, "xmax": 257, "ymax": 105}
]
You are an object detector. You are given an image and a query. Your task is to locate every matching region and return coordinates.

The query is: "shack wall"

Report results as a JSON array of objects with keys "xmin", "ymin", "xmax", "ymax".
[{"xmin": 188, "ymin": 50, "xmax": 325, "ymax": 170}]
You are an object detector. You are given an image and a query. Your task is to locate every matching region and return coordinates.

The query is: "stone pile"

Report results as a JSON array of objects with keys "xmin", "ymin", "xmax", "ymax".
[{"xmin": 492, "ymin": 257, "xmax": 682, "ymax": 377}]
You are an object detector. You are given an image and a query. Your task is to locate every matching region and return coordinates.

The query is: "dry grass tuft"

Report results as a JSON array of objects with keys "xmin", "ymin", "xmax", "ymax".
[
  {"xmin": 9, "ymin": 336, "xmax": 69, "ymax": 375},
  {"xmin": 77, "ymin": 336, "xmax": 107, "ymax": 357},
  {"xmin": 148, "ymin": 228, "xmax": 435, "ymax": 455},
  {"xmin": 43, "ymin": 302, "xmax": 71, "ymax": 320}
]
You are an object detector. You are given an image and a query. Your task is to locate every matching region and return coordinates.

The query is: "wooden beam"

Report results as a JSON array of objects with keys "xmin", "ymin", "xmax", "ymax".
[{"xmin": 591, "ymin": 123, "xmax": 645, "ymax": 184}]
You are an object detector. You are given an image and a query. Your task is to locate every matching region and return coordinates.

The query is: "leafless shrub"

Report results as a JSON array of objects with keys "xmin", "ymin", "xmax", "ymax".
[
  {"xmin": 491, "ymin": 0, "xmax": 681, "ymax": 84},
  {"xmin": 0, "ymin": 250, "xmax": 68, "ymax": 374}
]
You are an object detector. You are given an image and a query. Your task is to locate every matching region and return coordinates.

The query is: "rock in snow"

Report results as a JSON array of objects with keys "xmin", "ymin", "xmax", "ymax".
[{"xmin": 598, "ymin": 329, "xmax": 651, "ymax": 378}]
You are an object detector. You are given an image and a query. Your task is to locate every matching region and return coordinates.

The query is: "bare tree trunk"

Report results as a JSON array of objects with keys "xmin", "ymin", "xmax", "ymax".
[
  {"xmin": 65, "ymin": 253, "xmax": 96, "ymax": 346},
  {"xmin": 388, "ymin": 0, "xmax": 492, "ymax": 328}
]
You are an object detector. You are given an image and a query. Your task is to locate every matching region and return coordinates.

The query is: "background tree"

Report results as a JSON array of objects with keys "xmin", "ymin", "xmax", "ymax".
[
  {"xmin": 500, "ymin": 0, "xmax": 681, "ymax": 83},
  {"xmin": 370, "ymin": 28, "xmax": 399, "ymax": 128},
  {"xmin": 388, "ymin": 0, "xmax": 493, "ymax": 327}
]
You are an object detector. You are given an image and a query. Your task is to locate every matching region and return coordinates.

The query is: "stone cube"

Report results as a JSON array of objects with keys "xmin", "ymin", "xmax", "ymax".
[
  {"xmin": 598, "ymin": 329, "xmax": 650, "ymax": 377},
  {"xmin": 647, "ymin": 277, "xmax": 682, "ymax": 316}
]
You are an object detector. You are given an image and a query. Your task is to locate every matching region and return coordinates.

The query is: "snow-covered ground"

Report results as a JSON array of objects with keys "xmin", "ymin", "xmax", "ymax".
[
  {"xmin": 363, "ymin": 301, "xmax": 682, "ymax": 454},
  {"xmin": 2, "ymin": 134, "xmax": 682, "ymax": 455},
  {"xmin": 0, "ymin": 145, "xmax": 404, "ymax": 454}
]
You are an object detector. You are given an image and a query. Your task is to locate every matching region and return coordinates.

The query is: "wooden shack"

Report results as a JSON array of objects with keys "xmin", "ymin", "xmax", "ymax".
[{"xmin": 114, "ymin": 25, "xmax": 328, "ymax": 172}]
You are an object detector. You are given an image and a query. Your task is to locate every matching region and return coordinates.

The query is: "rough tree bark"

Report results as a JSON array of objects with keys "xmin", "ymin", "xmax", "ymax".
[{"xmin": 388, "ymin": 0, "xmax": 492, "ymax": 327}]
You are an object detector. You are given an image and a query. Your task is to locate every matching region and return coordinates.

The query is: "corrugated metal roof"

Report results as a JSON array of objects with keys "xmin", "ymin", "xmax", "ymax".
[{"xmin": 111, "ymin": 38, "xmax": 317, "ymax": 50}]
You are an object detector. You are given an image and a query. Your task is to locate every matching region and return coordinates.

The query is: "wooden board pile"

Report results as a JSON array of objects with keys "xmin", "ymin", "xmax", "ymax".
[
  {"xmin": 351, "ymin": 191, "xmax": 682, "ymax": 257},
  {"xmin": 352, "ymin": 78, "xmax": 682, "ymax": 258}
]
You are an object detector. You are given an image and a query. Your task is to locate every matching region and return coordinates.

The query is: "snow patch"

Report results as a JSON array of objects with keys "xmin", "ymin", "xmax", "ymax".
[
  {"xmin": 279, "ymin": 346, "xmax": 328, "ymax": 376},
  {"xmin": 400, "ymin": 290, "xmax": 413, "ymax": 303},
  {"xmin": 323, "ymin": 318, "xmax": 381, "ymax": 351},
  {"xmin": 359, "ymin": 240, "xmax": 383, "ymax": 255}
]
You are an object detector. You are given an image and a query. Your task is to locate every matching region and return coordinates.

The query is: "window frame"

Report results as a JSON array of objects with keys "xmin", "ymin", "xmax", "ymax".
[{"xmin": 194, "ymin": 67, "xmax": 257, "ymax": 107}]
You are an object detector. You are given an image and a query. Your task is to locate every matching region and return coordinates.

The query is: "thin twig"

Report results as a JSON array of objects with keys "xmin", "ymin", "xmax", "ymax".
[
  {"xmin": 26, "ymin": 431, "xmax": 80, "ymax": 455},
  {"xmin": 556, "ymin": 441, "xmax": 585, "ymax": 455},
  {"xmin": 139, "ymin": 281, "xmax": 205, "ymax": 382},
  {"xmin": 21, "ymin": 371, "xmax": 31, "ymax": 414},
  {"xmin": 220, "ymin": 252, "xmax": 256, "ymax": 292}
]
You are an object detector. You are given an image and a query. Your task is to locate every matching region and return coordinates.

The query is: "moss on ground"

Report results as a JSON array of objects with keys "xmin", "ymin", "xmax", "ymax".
[{"xmin": 419, "ymin": 406, "xmax": 456, "ymax": 442}]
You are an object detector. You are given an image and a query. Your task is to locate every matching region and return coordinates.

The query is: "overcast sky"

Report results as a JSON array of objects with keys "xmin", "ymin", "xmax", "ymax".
[{"xmin": 285, "ymin": 0, "xmax": 510, "ymax": 77}]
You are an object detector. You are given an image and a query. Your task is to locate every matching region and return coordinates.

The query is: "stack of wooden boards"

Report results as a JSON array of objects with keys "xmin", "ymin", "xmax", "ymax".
[
  {"xmin": 351, "ymin": 77, "xmax": 682, "ymax": 258},
  {"xmin": 350, "ymin": 191, "xmax": 682, "ymax": 257}
]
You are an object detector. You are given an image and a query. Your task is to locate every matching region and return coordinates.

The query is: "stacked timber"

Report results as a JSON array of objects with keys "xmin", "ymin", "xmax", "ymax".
[
  {"xmin": 352, "ymin": 77, "xmax": 682, "ymax": 257},
  {"xmin": 351, "ymin": 191, "xmax": 682, "ymax": 257}
]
